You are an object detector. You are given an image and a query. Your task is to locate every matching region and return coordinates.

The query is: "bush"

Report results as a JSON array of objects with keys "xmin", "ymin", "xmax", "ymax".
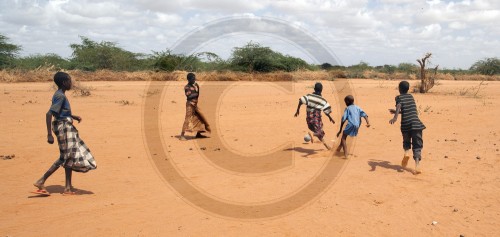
[
  {"xmin": 0, "ymin": 34, "xmax": 21, "ymax": 69},
  {"xmin": 69, "ymin": 36, "xmax": 143, "ymax": 71},
  {"xmin": 14, "ymin": 54, "xmax": 70, "ymax": 70},
  {"xmin": 470, "ymin": 57, "xmax": 500, "ymax": 75}
]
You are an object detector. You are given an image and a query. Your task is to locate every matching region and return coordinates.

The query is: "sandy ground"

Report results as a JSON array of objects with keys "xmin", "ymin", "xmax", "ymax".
[{"xmin": 0, "ymin": 79, "xmax": 499, "ymax": 236}]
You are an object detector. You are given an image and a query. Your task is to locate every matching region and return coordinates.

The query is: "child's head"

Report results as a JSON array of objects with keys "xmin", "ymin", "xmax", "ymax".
[
  {"xmin": 344, "ymin": 95, "xmax": 354, "ymax": 106},
  {"xmin": 398, "ymin": 81, "xmax": 410, "ymax": 94},
  {"xmin": 314, "ymin": 82, "xmax": 323, "ymax": 94},
  {"xmin": 54, "ymin": 72, "xmax": 72, "ymax": 90},
  {"xmin": 187, "ymin": 72, "xmax": 196, "ymax": 84}
]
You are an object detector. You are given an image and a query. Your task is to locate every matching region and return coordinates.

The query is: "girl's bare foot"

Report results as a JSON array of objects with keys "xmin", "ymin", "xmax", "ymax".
[
  {"xmin": 195, "ymin": 133, "xmax": 208, "ymax": 138},
  {"xmin": 336, "ymin": 146, "xmax": 342, "ymax": 152},
  {"xmin": 63, "ymin": 188, "xmax": 76, "ymax": 195},
  {"xmin": 322, "ymin": 141, "xmax": 331, "ymax": 150},
  {"xmin": 33, "ymin": 182, "xmax": 47, "ymax": 192},
  {"xmin": 308, "ymin": 132, "xmax": 314, "ymax": 143},
  {"xmin": 179, "ymin": 136, "xmax": 187, "ymax": 141},
  {"xmin": 401, "ymin": 155, "xmax": 410, "ymax": 168},
  {"xmin": 415, "ymin": 160, "xmax": 422, "ymax": 174}
]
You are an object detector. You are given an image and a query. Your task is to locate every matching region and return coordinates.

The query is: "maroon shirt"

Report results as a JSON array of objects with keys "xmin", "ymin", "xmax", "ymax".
[{"xmin": 185, "ymin": 83, "xmax": 199, "ymax": 105}]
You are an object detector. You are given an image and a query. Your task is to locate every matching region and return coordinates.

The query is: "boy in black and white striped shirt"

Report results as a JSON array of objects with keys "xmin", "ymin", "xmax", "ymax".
[
  {"xmin": 295, "ymin": 82, "xmax": 335, "ymax": 150},
  {"xmin": 389, "ymin": 81, "xmax": 426, "ymax": 174}
]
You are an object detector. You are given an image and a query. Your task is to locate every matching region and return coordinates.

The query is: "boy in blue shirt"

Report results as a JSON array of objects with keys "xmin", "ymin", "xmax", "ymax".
[{"xmin": 336, "ymin": 95, "xmax": 370, "ymax": 158}]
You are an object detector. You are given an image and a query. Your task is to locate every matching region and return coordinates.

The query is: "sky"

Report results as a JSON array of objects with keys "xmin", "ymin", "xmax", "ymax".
[{"xmin": 1, "ymin": 0, "xmax": 499, "ymax": 69}]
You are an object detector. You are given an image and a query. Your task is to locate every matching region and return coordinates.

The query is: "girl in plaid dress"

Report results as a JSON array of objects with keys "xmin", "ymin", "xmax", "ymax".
[{"xmin": 33, "ymin": 72, "xmax": 96, "ymax": 195}]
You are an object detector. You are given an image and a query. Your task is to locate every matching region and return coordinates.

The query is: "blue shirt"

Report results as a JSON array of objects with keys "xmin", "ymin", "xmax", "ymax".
[
  {"xmin": 49, "ymin": 89, "xmax": 72, "ymax": 119},
  {"xmin": 341, "ymin": 105, "xmax": 367, "ymax": 128}
]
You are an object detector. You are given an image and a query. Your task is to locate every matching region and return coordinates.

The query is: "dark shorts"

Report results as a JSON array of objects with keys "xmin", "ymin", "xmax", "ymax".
[{"xmin": 402, "ymin": 129, "xmax": 423, "ymax": 160}]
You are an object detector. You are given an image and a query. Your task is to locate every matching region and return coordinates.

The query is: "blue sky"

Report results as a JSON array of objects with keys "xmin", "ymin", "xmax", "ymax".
[{"xmin": 1, "ymin": 0, "xmax": 499, "ymax": 69}]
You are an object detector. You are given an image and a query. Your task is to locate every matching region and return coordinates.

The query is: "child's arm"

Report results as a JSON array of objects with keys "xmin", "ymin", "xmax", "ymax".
[
  {"xmin": 337, "ymin": 120, "xmax": 345, "ymax": 137},
  {"xmin": 46, "ymin": 111, "xmax": 54, "ymax": 144},
  {"xmin": 389, "ymin": 104, "xmax": 401, "ymax": 124},
  {"xmin": 325, "ymin": 113, "xmax": 335, "ymax": 124},
  {"xmin": 389, "ymin": 109, "xmax": 401, "ymax": 114},
  {"xmin": 294, "ymin": 100, "xmax": 303, "ymax": 117},
  {"xmin": 71, "ymin": 115, "xmax": 82, "ymax": 123},
  {"xmin": 363, "ymin": 116, "xmax": 370, "ymax": 127}
]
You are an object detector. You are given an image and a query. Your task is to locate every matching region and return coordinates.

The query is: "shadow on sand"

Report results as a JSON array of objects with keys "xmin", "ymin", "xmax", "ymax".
[
  {"xmin": 367, "ymin": 159, "xmax": 414, "ymax": 174},
  {"xmin": 284, "ymin": 147, "xmax": 323, "ymax": 157},
  {"xmin": 28, "ymin": 185, "xmax": 94, "ymax": 198}
]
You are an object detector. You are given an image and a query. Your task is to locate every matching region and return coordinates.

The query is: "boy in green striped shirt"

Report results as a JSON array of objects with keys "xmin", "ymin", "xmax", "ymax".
[{"xmin": 389, "ymin": 81, "xmax": 426, "ymax": 174}]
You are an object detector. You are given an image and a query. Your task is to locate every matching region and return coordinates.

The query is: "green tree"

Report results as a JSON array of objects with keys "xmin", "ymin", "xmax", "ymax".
[
  {"xmin": 470, "ymin": 57, "xmax": 500, "ymax": 75},
  {"xmin": 70, "ymin": 36, "xmax": 140, "ymax": 71},
  {"xmin": 345, "ymin": 61, "xmax": 371, "ymax": 78},
  {"xmin": 15, "ymin": 53, "xmax": 70, "ymax": 70},
  {"xmin": 151, "ymin": 50, "xmax": 201, "ymax": 72},
  {"xmin": 230, "ymin": 42, "xmax": 275, "ymax": 72},
  {"xmin": 381, "ymin": 64, "xmax": 397, "ymax": 74},
  {"xmin": 397, "ymin": 63, "xmax": 418, "ymax": 75},
  {"xmin": 230, "ymin": 41, "xmax": 310, "ymax": 72},
  {"xmin": 193, "ymin": 52, "xmax": 229, "ymax": 71},
  {"xmin": 0, "ymin": 34, "xmax": 22, "ymax": 68}
]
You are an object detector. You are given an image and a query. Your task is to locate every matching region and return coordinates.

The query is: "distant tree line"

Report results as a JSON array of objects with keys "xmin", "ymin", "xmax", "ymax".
[{"xmin": 1, "ymin": 34, "xmax": 499, "ymax": 76}]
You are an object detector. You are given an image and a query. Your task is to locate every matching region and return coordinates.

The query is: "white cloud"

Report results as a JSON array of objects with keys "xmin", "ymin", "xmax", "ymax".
[
  {"xmin": 448, "ymin": 21, "xmax": 467, "ymax": 30},
  {"xmin": 419, "ymin": 23, "xmax": 442, "ymax": 39},
  {"xmin": 0, "ymin": 0, "xmax": 498, "ymax": 69}
]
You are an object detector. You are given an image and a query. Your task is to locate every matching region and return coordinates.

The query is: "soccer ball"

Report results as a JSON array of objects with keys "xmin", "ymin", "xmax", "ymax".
[{"xmin": 304, "ymin": 134, "xmax": 311, "ymax": 142}]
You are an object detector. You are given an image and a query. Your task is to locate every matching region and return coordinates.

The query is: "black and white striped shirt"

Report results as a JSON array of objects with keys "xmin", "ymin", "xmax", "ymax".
[
  {"xmin": 300, "ymin": 93, "xmax": 332, "ymax": 115},
  {"xmin": 396, "ymin": 94, "xmax": 426, "ymax": 132}
]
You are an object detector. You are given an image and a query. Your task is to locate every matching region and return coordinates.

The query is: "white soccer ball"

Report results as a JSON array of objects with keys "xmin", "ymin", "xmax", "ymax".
[{"xmin": 304, "ymin": 134, "xmax": 311, "ymax": 142}]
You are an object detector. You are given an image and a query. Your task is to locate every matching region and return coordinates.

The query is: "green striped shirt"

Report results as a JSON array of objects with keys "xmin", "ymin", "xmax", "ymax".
[{"xmin": 396, "ymin": 94, "xmax": 426, "ymax": 132}]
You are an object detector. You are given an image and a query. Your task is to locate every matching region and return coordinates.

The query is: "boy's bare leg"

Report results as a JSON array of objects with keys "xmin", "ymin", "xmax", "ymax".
[
  {"xmin": 341, "ymin": 134, "xmax": 348, "ymax": 158},
  {"xmin": 179, "ymin": 131, "xmax": 187, "ymax": 141},
  {"xmin": 319, "ymin": 138, "xmax": 331, "ymax": 150},
  {"xmin": 34, "ymin": 163, "xmax": 60, "ymax": 191},
  {"xmin": 401, "ymin": 149, "xmax": 410, "ymax": 168},
  {"xmin": 63, "ymin": 167, "xmax": 75, "ymax": 194},
  {"xmin": 311, "ymin": 131, "xmax": 330, "ymax": 150},
  {"xmin": 308, "ymin": 132, "xmax": 314, "ymax": 143},
  {"xmin": 195, "ymin": 131, "xmax": 208, "ymax": 138},
  {"xmin": 414, "ymin": 159, "xmax": 422, "ymax": 174},
  {"xmin": 336, "ymin": 143, "xmax": 342, "ymax": 152}
]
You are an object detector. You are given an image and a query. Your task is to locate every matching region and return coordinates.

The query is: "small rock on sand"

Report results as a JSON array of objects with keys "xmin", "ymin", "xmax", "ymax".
[
  {"xmin": 476, "ymin": 156, "xmax": 481, "ymax": 160},
  {"xmin": 1, "ymin": 154, "xmax": 15, "ymax": 160}
]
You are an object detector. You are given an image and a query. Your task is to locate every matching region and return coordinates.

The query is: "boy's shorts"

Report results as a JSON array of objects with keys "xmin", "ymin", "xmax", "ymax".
[
  {"xmin": 344, "ymin": 123, "xmax": 359, "ymax": 137},
  {"xmin": 402, "ymin": 130, "xmax": 423, "ymax": 160}
]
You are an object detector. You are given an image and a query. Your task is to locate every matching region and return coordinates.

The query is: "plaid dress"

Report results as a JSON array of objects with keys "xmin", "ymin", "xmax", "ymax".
[
  {"xmin": 53, "ymin": 117, "xmax": 97, "ymax": 173},
  {"xmin": 182, "ymin": 83, "xmax": 211, "ymax": 133},
  {"xmin": 300, "ymin": 93, "xmax": 332, "ymax": 140},
  {"xmin": 306, "ymin": 110, "xmax": 325, "ymax": 139}
]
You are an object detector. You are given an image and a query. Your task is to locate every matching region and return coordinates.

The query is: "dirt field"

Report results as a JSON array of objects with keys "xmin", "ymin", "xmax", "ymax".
[{"xmin": 0, "ymin": 79, "xmax": 499, "ymax": 236}]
